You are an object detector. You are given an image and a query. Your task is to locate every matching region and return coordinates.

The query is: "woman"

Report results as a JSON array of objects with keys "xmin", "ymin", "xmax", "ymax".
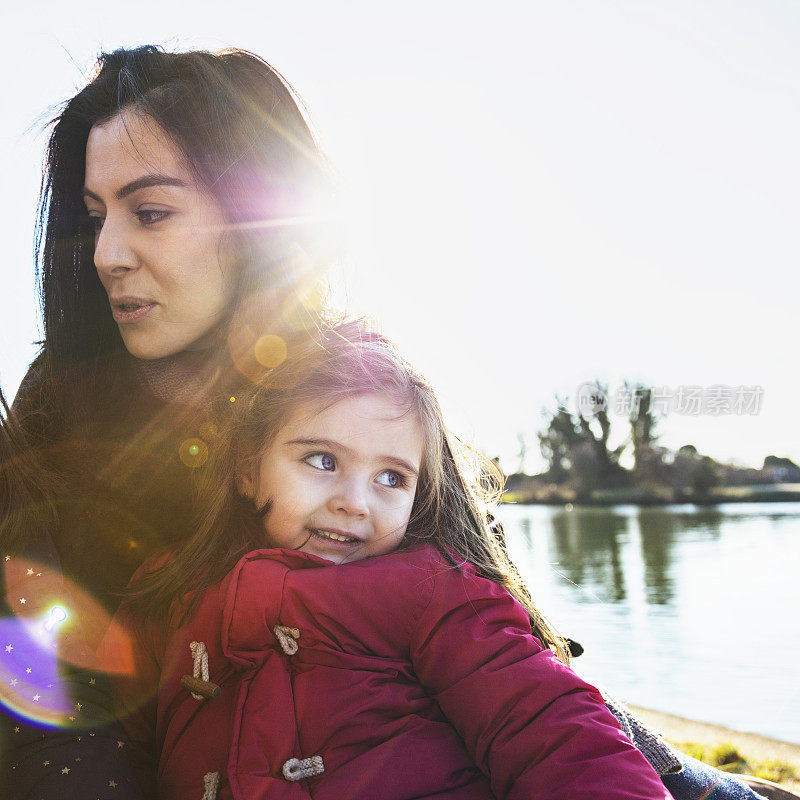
[
  {"xmin": 0, "ymin": 44, "xmax": 777, "ymax": 800},
  {"xmin": 1, "ymin": 44, "xmax": 334, "ymax": 798},
  {"xmin": 8, "ymin": 44, "xmax": 334, "ymax": 602}
]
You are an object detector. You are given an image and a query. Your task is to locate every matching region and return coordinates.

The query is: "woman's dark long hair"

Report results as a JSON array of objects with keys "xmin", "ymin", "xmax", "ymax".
[
  {"xmin": 37, "ymin": 45, "xmax": 335, "ymax": 419},
  {"xmin": 0, "ymin": 387, "xmax": 61, "ymax": 553},
  {"xmin": 2, "ymin": 46, "xmax": 336, "ymax": 555}
]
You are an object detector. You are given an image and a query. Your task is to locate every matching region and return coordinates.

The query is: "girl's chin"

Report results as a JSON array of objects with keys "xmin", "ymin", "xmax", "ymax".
[{"xmin": 300, "ymin": 532, "xmax": 368, "ymax": 564}]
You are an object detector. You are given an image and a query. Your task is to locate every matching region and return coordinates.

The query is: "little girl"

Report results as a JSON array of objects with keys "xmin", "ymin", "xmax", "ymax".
[{"xmin": 102, "ymin": 319, "xmax": 673, "ymax": 800}]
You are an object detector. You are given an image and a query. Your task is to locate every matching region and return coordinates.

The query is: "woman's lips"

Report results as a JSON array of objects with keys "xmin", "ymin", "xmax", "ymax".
[{"xmin": 110, "ymin": 299, "xmax": 157, "ymax": 323}]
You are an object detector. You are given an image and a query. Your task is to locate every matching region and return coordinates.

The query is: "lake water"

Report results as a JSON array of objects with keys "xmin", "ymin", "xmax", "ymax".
[{"xmin": 495, "ymin": 502, "xmax": 800, "ymax": 744}]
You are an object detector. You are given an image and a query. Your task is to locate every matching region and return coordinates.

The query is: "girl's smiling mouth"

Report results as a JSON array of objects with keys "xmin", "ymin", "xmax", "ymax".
[{"xmin": 308, "ymin": 528, "xmax": 361, "ymax": 545}]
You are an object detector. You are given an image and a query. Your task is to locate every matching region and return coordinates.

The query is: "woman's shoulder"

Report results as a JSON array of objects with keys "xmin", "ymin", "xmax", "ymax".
[
  {"xmin": 10, "ymin": 351, "xmax": 59, "ymax": 442},
  {"xmin": 10, "ymin": 348, "xmax": 128, "ymax": 443},
  {"xmin": 12, "ymin": 350, "xmax": 47, "ymax": 406}
]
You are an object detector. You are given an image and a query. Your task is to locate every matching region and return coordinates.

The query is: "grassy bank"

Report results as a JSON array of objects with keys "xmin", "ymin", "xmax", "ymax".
[{"xmin": 630, "ymin": 705, "xmax": 800, "ymax": 791}]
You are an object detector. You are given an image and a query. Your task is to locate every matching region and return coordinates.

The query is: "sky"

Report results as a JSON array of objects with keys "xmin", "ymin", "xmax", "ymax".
[{"xmin": 1, "ymin": 1, "xmax": 798, "ymax": 474}]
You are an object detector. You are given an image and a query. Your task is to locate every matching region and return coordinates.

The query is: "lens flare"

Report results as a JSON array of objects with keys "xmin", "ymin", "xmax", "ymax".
[
  {"xmin": 43, "ymin": 606, "xmax": 68, "ymax": 633},
  {"xmin": 179, "ymin": 438, "xmax": 209, "ymax": 468},
  {"xmin": 0, "ymin": 614, "xmax": 71, "ymax": 726},
  {"xmin": 254, "ymin": 334, "xmax": 288, "ymax": 368},
  {"xmin": 282, "ymin": 278, "xmax": 325, "ymax": 333},
  {"xmin": 2, "ymin": 557, "xmax": 144, "ymax": 729}
]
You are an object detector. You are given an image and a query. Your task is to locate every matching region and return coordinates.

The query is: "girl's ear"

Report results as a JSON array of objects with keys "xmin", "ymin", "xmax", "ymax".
[{"xmin": 236, "ymin": 461, "xmax": 256, "ymax": 500}]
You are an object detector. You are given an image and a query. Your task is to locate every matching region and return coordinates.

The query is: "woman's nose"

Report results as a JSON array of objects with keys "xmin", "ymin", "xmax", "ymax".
[
  {"xmin": 328, "ymin": 477, "xmax": 370, "ymax": 519},
  {"xmin": 93, "ymin": 216, "xmax": 139, "ymax": 278}
]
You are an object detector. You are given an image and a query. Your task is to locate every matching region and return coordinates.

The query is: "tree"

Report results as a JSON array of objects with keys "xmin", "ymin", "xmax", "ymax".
[
  {"xmin": 538, "ymin": 386, "xmax": 626, "ymax": 491},
  {"xmin": 516, "ymin": 433, "xmax": 528, "ymax": 475},
  {"xmin": 670, "ymin": 445, "xmax": 720, "ymax": 499},
  {"xmin": 538, "ymin": 403, "xmax": 582, "ymax": 483},
  {"xmin": 627, "ymin": 384, "xmax": 663, "ymax": 482}
]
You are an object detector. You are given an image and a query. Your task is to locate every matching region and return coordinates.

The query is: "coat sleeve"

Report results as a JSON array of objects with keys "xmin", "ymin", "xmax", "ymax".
[{"xmin": 408, "ymin": 562, "xmax": 670, "ymax": 800}]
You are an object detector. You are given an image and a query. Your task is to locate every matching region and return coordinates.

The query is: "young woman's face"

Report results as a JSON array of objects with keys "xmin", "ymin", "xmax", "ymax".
[
  {"xmin": 240, "ymin": 393, "xmax": 424, "ymax": 564},
  {"xmin": 83, "ymin": 113, "xmax": 238, "ymax": 360}
]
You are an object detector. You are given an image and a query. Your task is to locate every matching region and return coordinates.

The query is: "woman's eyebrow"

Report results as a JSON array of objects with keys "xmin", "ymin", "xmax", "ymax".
[{"xmin": 82, "ymin": 173, "xmax": 189, "ymax": 203}]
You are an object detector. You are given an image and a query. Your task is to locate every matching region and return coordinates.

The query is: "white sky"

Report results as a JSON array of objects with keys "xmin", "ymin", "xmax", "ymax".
[{"xmin": 1, "ymin": 1, "xmax": 798, "ymax": 473}]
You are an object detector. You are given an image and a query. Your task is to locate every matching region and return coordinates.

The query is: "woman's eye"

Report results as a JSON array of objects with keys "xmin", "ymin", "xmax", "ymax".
[
  {"xmin": 88, "ymin": 215, "xmax": 104, "ymax": 233},
  {"xmin": 376, "ymin": 470, "xmax": 404, "ymax": 488},
  {"xmin": 136, "ymin": 209, "xmax": 170, "ymax": 225},
  {"xmin": 305, "ymin": 453, "xmax": 336, "ymax": 471}
]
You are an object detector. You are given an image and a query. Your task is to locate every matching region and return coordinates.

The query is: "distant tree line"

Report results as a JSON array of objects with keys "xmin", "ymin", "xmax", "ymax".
[{"xmin": 505, "ymin": 383, "xmax": 800, "ymax": 505}]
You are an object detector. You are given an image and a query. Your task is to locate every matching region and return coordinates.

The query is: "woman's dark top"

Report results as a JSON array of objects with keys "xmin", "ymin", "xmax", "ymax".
[{"xmin": 1, "ymin": 351, "xmax": 214, "ymax": 799}]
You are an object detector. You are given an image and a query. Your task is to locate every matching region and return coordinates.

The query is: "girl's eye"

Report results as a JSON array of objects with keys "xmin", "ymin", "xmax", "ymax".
[
  {"xmin": 304, "ymin": 453, "xmax": 336, "ymax": 471},
  {"xmin": 376, "ymin": 470, "xmax": 405, "ymax": 488},
  {"xmin": 136, "ymin": 209, "xmax": 170, "ymax": 225},
  {"xmin": 88, "ymin": 215, "xmax": 104, "ymax": 233}
]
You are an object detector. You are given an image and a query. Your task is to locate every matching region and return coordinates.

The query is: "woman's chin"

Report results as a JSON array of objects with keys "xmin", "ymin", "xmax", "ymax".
[
  {"xmin": 123, "ymin": 340, "xmax": 180, "ymax": 360},
  {"xmin": 119, "ymin": 330, "xmax": 214, "ymax": 361},
  {"xmin": 120, "ymin": 333, "xmax": 185, "ymax": 361}
]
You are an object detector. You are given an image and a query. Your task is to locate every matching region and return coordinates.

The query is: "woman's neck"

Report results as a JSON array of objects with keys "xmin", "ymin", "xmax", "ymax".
[{"xmin": 133, "ymin": 349, "xmax": 220, "ymax": 407}]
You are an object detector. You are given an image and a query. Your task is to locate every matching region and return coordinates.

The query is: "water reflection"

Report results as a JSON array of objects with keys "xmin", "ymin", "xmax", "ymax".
[
  {"xmin": 497, "ymin": 502, "xmax": 800, "ymax": 744},
  {"xmin": 636, "ymin": 509, "xmax": 723, "ymax": 604},
  {"xmin": 529, "ymin": 506, "xmax": 732, "ymax": 606},
  {"xmin": 549, "ymin": 509, "xmax": 628, "ymax": 602},
  {"xmin": 518, "ymin": 516, "xmax": 533, "ymax": 550},
  {"xmin": 637, "ymin": 511, "xmax": 680, "ymax": 605}
]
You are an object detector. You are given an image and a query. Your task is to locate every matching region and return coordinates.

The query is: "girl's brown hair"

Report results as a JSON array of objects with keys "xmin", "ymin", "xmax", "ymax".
[{"xmin": 130, "ymin": 319, "xmax": 569, "ymax": 663}]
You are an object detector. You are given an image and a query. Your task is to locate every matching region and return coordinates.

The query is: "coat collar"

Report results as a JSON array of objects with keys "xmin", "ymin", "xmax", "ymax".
[{"xmin": 220, "ymin": 548, "xmax": 331, "ymax": 666}]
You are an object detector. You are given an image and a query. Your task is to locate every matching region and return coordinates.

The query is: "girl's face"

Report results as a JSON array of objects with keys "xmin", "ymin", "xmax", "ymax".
[
  {"xmin": 239, "ymin": 392, "xmax": 424, "ymax": 564},
  {"xmin": 83, "ymin": 113, "xmax": 238, "ymax": 360}
]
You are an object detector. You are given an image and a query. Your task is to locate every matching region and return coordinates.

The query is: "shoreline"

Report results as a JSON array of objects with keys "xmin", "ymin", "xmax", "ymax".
[
  {"xmin": 629, "ymin": 705, "xmax": 800, "ymax": 769},
  {"xmin": 501, "ymin": 482, "xmax": 800, "ymax": 506},
  {"xmin": 501, "ymin": 493, "xmax": 800, "ymax": 507}
]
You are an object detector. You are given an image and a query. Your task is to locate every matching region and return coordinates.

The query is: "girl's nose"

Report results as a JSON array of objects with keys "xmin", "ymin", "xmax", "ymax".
[
  {"xmin": 328, "ymin": 477, "xmax": 370, "ymax": 519},
  {"xmin": 93, "ymin": 216, "xmax": 139, "ymax": 278}
]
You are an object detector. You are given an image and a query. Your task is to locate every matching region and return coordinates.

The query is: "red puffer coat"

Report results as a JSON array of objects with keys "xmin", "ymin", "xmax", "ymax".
[{"xmin": 108, "ymin": 545, "xmax": 669, "ymax": 800}]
